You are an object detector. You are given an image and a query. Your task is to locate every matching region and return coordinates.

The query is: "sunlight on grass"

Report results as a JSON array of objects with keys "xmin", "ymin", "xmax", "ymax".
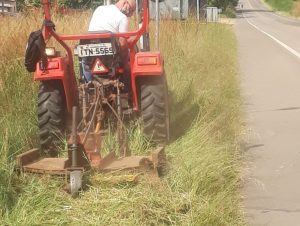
[
  {"xmin": 0, "ymin": 11, "xmax": 243, "ymax": 225},
  {"xmin": 264, "ymin": 0, "xmax": 297, "ymax": 14}
]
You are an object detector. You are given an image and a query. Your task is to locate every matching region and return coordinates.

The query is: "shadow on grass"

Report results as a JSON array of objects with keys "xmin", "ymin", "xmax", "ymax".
[
  {"xmin": 168, "ymin": 88, "xmax": 200, "ymax": 142},
  {"xmin": 237, "ymin": 9, "xmax": 273, "ymax": 13}
]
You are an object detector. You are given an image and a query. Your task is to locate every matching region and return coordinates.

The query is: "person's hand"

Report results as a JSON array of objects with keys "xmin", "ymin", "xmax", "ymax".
[{"xmin": 127, "ymin": 36, "xmax": 137, "ymax": 44}]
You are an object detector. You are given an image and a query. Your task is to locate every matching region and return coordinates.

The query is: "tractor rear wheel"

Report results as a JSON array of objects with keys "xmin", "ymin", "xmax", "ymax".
[
  {"xmin": 138, "ymin": 76, "xmax": 170, "ymax": 145},
  {"xmin": 38, "ymin": 80, "xmax": 66, "ymax": 157}
]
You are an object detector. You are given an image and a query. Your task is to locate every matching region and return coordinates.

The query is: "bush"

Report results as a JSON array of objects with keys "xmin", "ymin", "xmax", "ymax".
[
  {"xmin": 208, "ymin": 0, "xmax": 238, "ymax": 10},
  {"xmin": 224, "ymin": 6, "xmax": 236, "ymax": 18}
]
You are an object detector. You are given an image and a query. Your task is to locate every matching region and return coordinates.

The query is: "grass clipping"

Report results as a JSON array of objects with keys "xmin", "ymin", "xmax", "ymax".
[{"xmin": 0, "ymin": 12, "xmax": 243, "ymax": 226}]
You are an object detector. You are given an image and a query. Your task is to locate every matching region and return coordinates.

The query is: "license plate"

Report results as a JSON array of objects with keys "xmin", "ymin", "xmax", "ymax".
[{"xmin": 77, "ymin": 43, "xmax": 113, "ymax": 57}]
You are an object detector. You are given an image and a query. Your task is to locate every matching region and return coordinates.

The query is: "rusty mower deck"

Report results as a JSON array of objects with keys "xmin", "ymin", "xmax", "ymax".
[
  {"xmin": 16, "ymin": 106, "xmax": 166, "ymax": 197},
  {"xmin": 16, "ymin": 146, "xmax": 165, "ymax": 175}
]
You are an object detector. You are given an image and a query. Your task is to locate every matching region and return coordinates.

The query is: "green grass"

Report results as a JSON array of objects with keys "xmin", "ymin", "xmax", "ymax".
[
  {"xmin": 264, "ymin": 0, "xmax": 294, "ymax": 12},
  {"xmin": 0, "ymin": 12, "xmax": 243, "ymax": 225}
]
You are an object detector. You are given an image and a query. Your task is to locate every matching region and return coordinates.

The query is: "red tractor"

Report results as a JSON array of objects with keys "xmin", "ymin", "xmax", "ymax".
[{"xmin": 18, "ymin": 0, "xmax": 169, "ymax": 195}]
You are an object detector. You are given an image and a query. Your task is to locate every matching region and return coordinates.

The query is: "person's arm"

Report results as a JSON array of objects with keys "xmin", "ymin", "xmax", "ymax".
[{"xmin": 119, "ymin": 37, "xmax": 129, "ymax": 68}]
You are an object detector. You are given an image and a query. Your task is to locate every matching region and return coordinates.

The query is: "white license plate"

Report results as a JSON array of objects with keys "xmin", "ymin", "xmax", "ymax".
[{"xmin": 77, "ymin": 43, "xmax": 113, "ymax": 57}]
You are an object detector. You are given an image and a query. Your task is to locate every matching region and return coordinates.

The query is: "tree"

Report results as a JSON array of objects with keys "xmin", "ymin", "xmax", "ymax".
[{"xmin": 57, "ymin": 0, "xmax": 102, "ymax": 8}]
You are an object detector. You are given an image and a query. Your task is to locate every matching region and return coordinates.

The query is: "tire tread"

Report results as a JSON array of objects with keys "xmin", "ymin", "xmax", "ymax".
[
  {"xmin": 139, "ymin": 77, "xmax": 169, "ymax": 144},
  {"xmin": 38, "ymin": 81, "xmax": 65, "ymax": 157}
]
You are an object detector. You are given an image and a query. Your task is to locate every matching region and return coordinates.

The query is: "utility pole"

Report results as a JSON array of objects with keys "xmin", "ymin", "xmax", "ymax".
[
  {"xmin": 155, "ymin": 0, "xmax": 159, "ymax": 50},
  {"xmin": 136, "ymin": 0, "xmax": 139, "ymax": 26},
  {"xmin": 197, "ymin": 0, "xmax": 200, "ymax": 21},
  {"xmin": 104, "ymin": 0, "xmax": 111, "ymax": 5},
  {"xmin": 200, "ymin": 0, "xmax": 207, "ymax": 20},
  {"xmin": 1, "ymin": 0, "xmax": 4, "ymax": 15},
  {"xmin": 178, "ymin": 0, "xmax": 181, "ymax": 19}
]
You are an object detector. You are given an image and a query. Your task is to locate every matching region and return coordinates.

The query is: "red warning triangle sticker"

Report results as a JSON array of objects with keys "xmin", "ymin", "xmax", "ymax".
[{"xmin": 92, "ymin": 58, "xmax": 109, "ymax": 74}]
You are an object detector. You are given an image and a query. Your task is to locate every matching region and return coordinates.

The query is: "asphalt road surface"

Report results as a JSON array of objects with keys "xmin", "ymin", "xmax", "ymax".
[{"xmin": 235, "ymin": 0, "xmax": 300, "ymax": 225}]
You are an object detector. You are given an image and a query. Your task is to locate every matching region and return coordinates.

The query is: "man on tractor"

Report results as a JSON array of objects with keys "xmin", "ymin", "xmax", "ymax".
[{"xmin": 87, "ymin": 0, "xmax": 136, "ymax": 75}]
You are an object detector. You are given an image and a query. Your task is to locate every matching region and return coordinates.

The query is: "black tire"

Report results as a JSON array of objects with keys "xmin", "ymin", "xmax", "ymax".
[
  {"xmin": 38, "ymin": 80, "xmax": 66, "ymax": 157},
  {"xmin": 138, "ymin": 76, "xmax": 170, "ymax": 144}
]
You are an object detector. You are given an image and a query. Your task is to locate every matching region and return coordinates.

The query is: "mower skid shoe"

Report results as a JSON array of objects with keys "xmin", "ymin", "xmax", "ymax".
[{"xmin": 66, "ymin": 168, "xmax": 84, "ymax": 197}]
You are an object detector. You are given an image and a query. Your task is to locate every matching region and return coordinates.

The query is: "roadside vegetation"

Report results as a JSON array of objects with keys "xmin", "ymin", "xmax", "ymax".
[
  {"xmin": 208, "ymin": 0, "xmax": 238, "ymax": 18},
  {"xmin": 17, "ymin": 0, "xmax": 103, "ymax": 9},
  {"xmin": 264, "ymin": 0, "xmax": 300, "ymax": 17},
  {"xmin": 0, "ymin": 11, "xmax": 243, "ymax": 225}
]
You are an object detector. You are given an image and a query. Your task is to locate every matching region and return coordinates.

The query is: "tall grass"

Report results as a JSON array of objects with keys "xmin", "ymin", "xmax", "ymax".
[
  {"xmin": 265, "ymin": 0, "xmax": 294, "ymax": 12},
  {"xmin": 0, "ymin": 11, "xmax": 243, "ymax": 225},
  {"xmin": 264, "ymin": 0, "xmax": 300, "ymax": 17},
  {"xmin": 292, "ymin": 0, "xmax": 300, "ymax": 17},
  {"xmin": 264, "ymin": 0, "xmax": 295, "ymax": 13}
]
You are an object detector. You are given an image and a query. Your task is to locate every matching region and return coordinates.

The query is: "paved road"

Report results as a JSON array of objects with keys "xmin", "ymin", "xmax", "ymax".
[{"xmin": 234, "ymin": 0, "xmax": 300, "ymax": 225}]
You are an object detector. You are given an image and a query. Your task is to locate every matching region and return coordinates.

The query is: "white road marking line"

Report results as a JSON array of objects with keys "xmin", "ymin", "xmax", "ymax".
[{"xmin": 244, "ymin": 0, "xmax": 300, "ymax": 59}]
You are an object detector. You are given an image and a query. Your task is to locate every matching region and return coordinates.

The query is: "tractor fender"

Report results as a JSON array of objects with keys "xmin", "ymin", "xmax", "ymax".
[
  {"xmin": 34, "ymin": 57, "xmax": 78, "ymax": 113},
  {"xmin": 131, "ymin": 52, "xmax": 164, "ymax": 111},
  {"xmin": 131, "ymin": 52, "xmax": 163, "ymax": 77}
]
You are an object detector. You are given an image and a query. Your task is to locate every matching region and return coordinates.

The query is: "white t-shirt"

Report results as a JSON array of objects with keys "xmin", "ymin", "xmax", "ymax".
[{"xmin": 88, "ymin": 5, "xmax": 128, "ymax": 33}]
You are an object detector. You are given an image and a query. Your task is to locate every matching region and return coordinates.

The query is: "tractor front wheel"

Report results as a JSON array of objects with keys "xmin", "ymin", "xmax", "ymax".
[
  {"xmin": 138, "ymin": 76, "xmax": 170, "ymax": 145},
  {"xmin": 38, "ymin": 80, "xmax": 66, "ymax": 157}
]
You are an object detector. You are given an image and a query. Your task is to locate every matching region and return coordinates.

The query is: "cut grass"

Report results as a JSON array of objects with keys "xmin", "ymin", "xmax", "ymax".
[{"xmin": 0, "ymin": 11, "xmax": 243, "ymax": 225}]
